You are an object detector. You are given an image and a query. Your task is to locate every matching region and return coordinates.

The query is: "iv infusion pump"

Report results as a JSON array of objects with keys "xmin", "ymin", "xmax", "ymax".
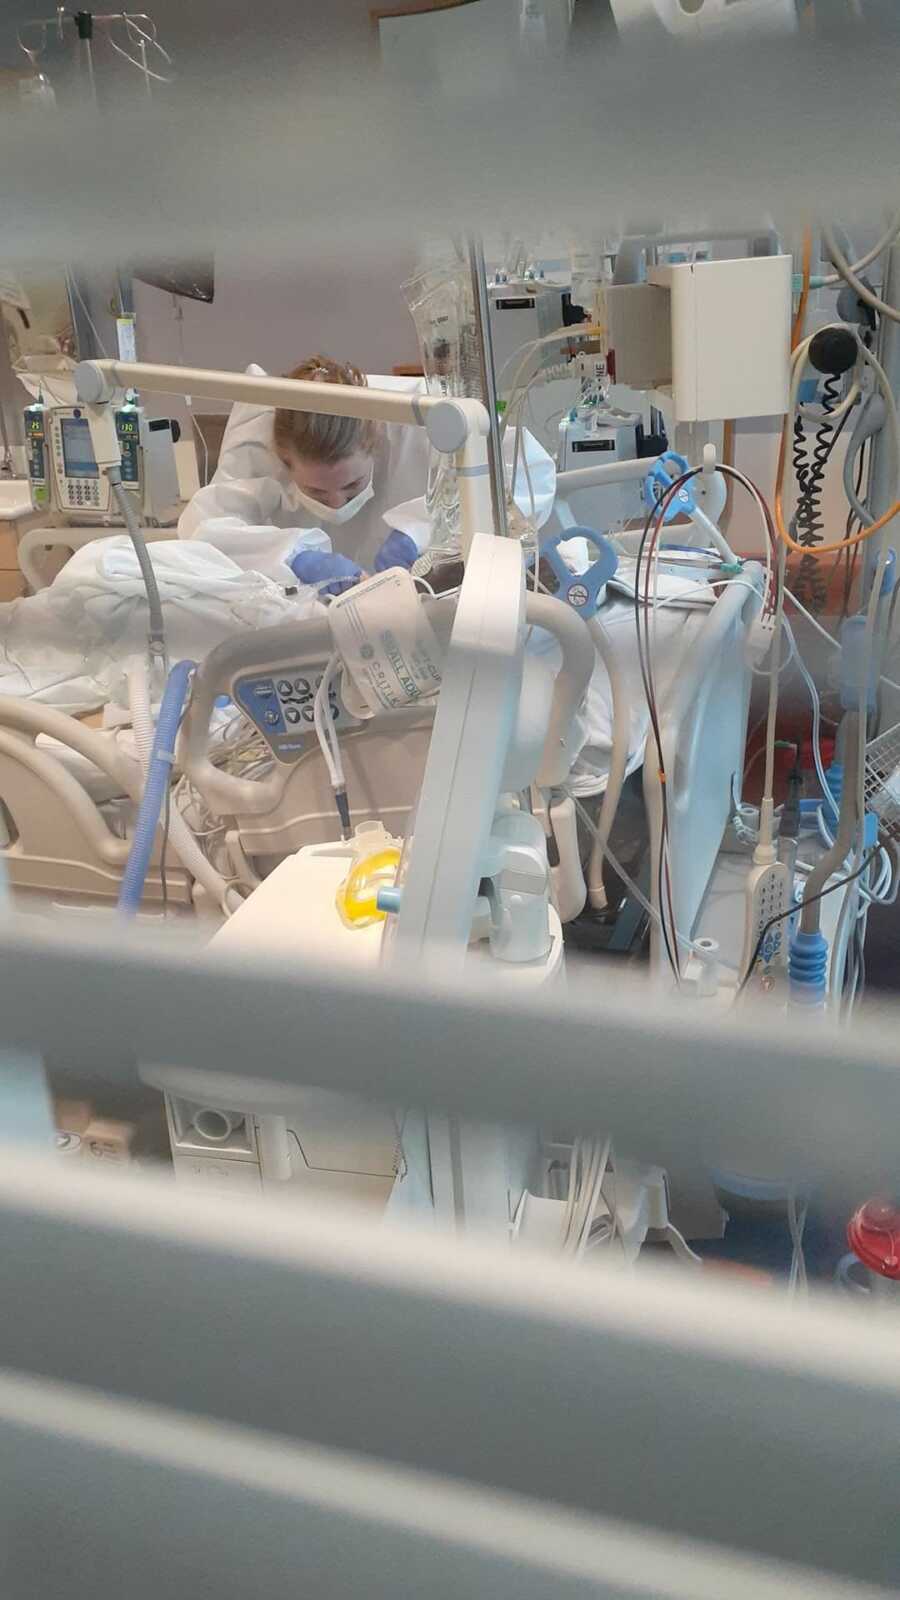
[{"xmin": 24, "ymin": 402, "xmax": 180, "ymax": 525}]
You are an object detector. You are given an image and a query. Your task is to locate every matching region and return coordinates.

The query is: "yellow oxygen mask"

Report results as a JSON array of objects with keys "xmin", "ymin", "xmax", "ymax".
[{"xmin": 335, "ymin": 821, "xmax": 403, "ymax": 930}]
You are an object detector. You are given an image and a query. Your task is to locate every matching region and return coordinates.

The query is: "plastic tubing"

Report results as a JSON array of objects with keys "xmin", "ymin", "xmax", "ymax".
[
  {"xmin": 119, "ymin": 659, "xmax": 194, "ymax": 914},
  {"xmin": 124, "ymin": 659, "xmax": 241, "ymax": 916},
  {"xmin": 800, "ymin": 712, "xmax": 861, "ymax": 935},
  {"xmin": 107, "ymin": 468, "xmax": 167, "ymax": 663},
  {"xmin": 586, "ymin": 615, "xmax": 631, "ymax": 909},
  {"xmin": 784, "ymin": 618, "xmax": 833, "ymax": 806}
]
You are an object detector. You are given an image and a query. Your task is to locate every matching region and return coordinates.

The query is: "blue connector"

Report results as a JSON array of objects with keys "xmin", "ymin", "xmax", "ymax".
[
  {"xmin": 839, "ymin": 617, "xmax": 879, "ymax": 713},
  {"xmin": 789, "ymin": 929, "xmax": 829, "ymax": 1006},
  {"xmin": 376, "ymin": 887, "xmax": 403, "ymax": 915},
  {"xmin": 642, "ymin": 452, "xmax": 695, "ymax": 522},
  {"xmin": 539, "ymin": 527, "xmax": 618, "ymax": 619}
]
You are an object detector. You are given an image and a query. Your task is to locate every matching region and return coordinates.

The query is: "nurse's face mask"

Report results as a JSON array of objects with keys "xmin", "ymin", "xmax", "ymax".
[{"xmin": 288, "ymin": 450, "xmax": 375, "ymax": 525}]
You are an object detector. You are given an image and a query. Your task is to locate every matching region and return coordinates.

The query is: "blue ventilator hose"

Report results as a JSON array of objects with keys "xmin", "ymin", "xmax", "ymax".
[{"xmin": 117, "ymin": 659, "xmax": 195, "ymax": 916}]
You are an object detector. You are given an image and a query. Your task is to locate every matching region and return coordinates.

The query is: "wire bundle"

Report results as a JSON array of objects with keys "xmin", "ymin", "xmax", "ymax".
[
  {"xmin": 560, "ymin": 1136, "xmax": 615, "ymax": 1257},
  {"xmin": 172, "ymin": 714, "xmax": 272, "ymax": 902}
]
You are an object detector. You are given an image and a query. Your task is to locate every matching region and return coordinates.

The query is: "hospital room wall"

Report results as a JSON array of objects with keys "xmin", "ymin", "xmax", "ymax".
[
  {"xmin": 132, "ymin": 254, "xmax": 422, "ymax": 489},
  {"xmin": 133, "ymin": 255, "xmax": 421, "ymax": 424}
]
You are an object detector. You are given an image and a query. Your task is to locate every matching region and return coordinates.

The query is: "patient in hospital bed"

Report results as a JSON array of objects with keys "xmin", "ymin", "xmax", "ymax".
[
  {"xmin": 0, "ymin": 528, "xmax": 716, "ymax": 888},
  {"xmin": 0, "ymin": 535, "xmax": 297, "ymax": 714},
  {"xmin": 0, "ymin": 536, "xmax": 299, "ymax": 830}
]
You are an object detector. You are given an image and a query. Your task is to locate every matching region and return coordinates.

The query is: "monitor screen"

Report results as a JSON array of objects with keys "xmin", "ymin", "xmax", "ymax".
[{"xmin": 60, "ymin": 416, "xmax": 98, "ymax": 479}]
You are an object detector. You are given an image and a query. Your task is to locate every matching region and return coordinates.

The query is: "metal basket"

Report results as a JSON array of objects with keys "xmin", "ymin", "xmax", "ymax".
[{"xmin": 864, "ymin": 720, "xmax": 900, "ymax": 841}]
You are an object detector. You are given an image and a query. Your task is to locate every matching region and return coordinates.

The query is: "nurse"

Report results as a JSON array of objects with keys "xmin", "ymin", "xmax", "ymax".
[{"xmin": 179, "ymin": 354, "xmax": 556, "ymax": 595}]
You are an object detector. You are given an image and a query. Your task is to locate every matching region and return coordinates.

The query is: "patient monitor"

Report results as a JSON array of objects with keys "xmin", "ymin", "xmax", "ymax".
[{"xmin": 24, "ymin": 400, "xmax": 180, "ymax": 525}]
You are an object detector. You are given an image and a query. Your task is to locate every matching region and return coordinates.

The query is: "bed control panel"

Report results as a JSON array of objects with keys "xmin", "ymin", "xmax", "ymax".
[{"xmin": 232, "ymin": 659, "xmax": 359, "ymax": 763}]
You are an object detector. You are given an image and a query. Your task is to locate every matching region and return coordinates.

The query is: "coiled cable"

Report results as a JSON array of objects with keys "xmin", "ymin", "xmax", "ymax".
[{"xmin": 790, "ymin": 374, "xmax": 854, "ymax": 614}]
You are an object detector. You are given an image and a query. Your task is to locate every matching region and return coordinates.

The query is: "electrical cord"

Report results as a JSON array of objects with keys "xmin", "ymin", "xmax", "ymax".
[
  {"xmin": 792, "ymin": 227, "xmax": 812, "ymax": 350},
  {"xmin": 831, "ymin": 831, "xmax": 867, "ymax": 1008},
  {"xmin": 562, "ymin": 1135, "xmax": 581, "ymax": 1247},
  {"xmin": 741, "ymin": 739, "xmax": 797, "ymax": 797},
  {"xmin": 843, "ymin": 395, "xmax": 882, "ymax": 529},
  {"xmin": 716, "ymin": 462, "xmax": 777, "ymax": 609},
  {"xmin": 817, "ymin": 215, "xmax": 900, "ymax": 290},
  {"xmin": 637, "ymin": 472, "xmax": 708, "ymax": 976},
  {"xmin": 499, "ymin": 324, "xmax": 604, "ymax": 440},
  {"xmin": 787, "ymin": 1187, "xmax": 809, "ymax": 1297},
  {"xmin": 635, "ymin": 478, "xmax": 697, "ymax": 980},
  {"xmin": 559, "ymin": 1136, "xmax": 619, "ymax": 1259},
  {"xmin": 783, "ymin": 616, "xmax": 832, "ymax": 806},
  {"xmin": 313, "ymin": 654, "xmax": 343, "ymax": 787},
  {"xmin": 791, "ymin": 379, "xmax": 853, "ymax": 614},
  {"xmin": 751, "ymin": 619, "xmax": 795, "ymax": 679},
  {"xmin": 785, "ymin": 586, "xmax": 900, "ymax": 694},
  {"xmin": 820, "ymin": 222, "xmax": 900, "ymax": 326},
  {"xmin": 735, "ymin": 847, "xmax": 879, "ymax": 999},
  {"xmin": 313, "ymin": 653, "xmax": 352, "ymax": 839},
  {"xmin": 840, "ymin": 439, "xmax": 868, "ymax": 620},
  {"xmin": 189, "ymin": 409, "xmax": 210, "ymax": 487},
  {"xmin": 569, "ymin": 792, "xmax": 740, "ymax": 973},
  {"xmin": 575, "ymin": 1138, "xmax": 612, "ymax": 1257}
]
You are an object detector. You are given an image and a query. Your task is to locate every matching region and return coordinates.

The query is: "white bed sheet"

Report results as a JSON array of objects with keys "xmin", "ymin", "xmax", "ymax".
[
  {"xmin": 529, "ymin": 559, "xmax": 716, "ymax": 797},
  {"xmin": 0, "ymin": 539, "xmax": 714, "ymax": 815},
  {"xmin": 570, "ymin": 595, "xmax": 710, "ymax": 797},
  {"xmin": 0, "ymin": 537, "xmax": 298, "ymax": 714}
]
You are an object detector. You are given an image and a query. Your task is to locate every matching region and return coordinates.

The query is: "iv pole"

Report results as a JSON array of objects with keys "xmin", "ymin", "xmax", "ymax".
[
  {"xmin": 18, "ymin": 10, "xmax": 174, "ymax": 102},
  {"xmin": 468, "ymin": 237, "xmax": 508, "ymax": 539}
]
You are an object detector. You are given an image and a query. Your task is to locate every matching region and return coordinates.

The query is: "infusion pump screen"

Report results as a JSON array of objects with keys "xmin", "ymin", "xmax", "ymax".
[{"xmin": 60, "ymin": 416, "xmax": 99, "ymax": 479}]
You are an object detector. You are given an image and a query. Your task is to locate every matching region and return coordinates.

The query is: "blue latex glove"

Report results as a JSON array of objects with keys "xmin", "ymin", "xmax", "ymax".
[
  {"xmin": 374, "ymin": 529, "xmax": 418, "ymax": 574},
  {"xmin": 290, "ymin": 548, "xmax": 363, "ymax": 597}
]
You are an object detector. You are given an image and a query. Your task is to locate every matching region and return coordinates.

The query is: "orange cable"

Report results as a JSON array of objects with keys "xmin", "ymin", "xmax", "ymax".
[{"xmin": 791, "ymin": 227, "xmax": 812, "ymax": 351}]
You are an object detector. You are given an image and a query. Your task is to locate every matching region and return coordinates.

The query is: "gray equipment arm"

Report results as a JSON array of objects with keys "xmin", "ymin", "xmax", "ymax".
[
  {"xmin": 523, "ymin": 593, "xmax": 595, "ymax": 788},
  {"xmin": 180, "ymin": 618, "xmax": 335, "ymax": 817}
]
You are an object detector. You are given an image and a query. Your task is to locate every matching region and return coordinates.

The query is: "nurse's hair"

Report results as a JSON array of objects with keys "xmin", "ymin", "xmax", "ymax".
[{"xmin": 273, "ymin": 355, "xmax": 381, "ymax": 465}]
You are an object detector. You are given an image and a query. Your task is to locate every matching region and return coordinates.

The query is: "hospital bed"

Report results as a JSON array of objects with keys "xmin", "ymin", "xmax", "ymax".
[
  {"xmin": 0, "ymin": 546, "xmax": 761, "ymax": 936},
  {"xmin": 16, "ymin": 519, "xmax": 178, "ymax": 594},
  {"xmin": 0, "ymin": 540, "xmax": 762, "ymax": 1242},
  {"xmin": 0, "ymin": 695, "xmax": 192, "ymax": 911}
]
